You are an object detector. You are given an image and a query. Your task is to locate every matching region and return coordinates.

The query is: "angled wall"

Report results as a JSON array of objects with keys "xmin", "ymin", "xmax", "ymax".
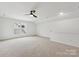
[{"xmin": 37, "ymin": 18, "xmax": 79, "ymax": 47}]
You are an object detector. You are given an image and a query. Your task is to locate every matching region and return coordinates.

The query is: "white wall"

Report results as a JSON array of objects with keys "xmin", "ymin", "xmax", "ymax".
[
  {"xmin": 37, "ymin": 18, "xmax": 79, "ymax": 47},
  {"xmin": 0, "ymin": 17, "xmax": 36, "ymax": 40}
]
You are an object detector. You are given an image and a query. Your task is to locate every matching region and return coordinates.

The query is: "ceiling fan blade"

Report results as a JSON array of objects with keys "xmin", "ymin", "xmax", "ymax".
[
  {"xmin": 24, "ymin": 14, "xmax": 30, "ymax": 15},
  {"xmin": 33, "ymin": 14, "xmax": 37, "ymax": 18}
]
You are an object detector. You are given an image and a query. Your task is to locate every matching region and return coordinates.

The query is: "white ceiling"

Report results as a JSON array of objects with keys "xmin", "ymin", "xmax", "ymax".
[
  {"xmin": 0, "ymin": 2, "xmax": 79, "ymax": 23},
  {"xmin": 0, "ymin": 2, "xmax": 37, "ymax": 21}
]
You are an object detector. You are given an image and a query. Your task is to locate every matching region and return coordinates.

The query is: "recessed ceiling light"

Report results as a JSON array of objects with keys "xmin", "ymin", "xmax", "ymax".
[{"xmin": 59, "ymin": 12, "xmax": 64, "ymax": 15}]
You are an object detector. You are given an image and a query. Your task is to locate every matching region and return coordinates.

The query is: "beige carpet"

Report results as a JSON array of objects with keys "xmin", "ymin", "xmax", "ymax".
[{"xmin": 0, "ymin": 36, "xmax": 79, "ymax": 57}]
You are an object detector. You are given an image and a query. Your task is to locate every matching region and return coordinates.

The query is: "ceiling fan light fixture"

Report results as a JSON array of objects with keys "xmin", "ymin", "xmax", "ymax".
[{"xmin": 30, "ymin": 15, "xmax": 33, "ymax": 17}]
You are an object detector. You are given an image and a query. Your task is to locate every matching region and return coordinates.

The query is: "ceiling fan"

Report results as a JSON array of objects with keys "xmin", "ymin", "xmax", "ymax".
[
  {"xmin": 24, "ymin": 3, "xmax": 40, "ymax": 18},
  {"xmin": 25, "ymin": 9, "xmax": 37, "ymax": 18}
]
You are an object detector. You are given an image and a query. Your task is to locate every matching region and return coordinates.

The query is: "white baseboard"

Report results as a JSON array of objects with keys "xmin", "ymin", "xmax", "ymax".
[
  {"xmin": 0, "ymin": 35, "xmax": 37, "ymax": 41},
  {"xmin": 36, "ymin": 35, "xmax": 50, "ymax": 39}
]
